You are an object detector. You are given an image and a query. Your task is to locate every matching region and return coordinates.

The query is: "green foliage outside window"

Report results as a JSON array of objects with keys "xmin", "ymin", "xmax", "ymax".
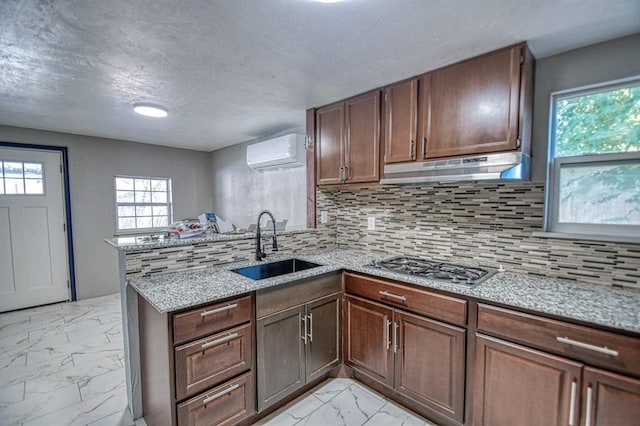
[
  {"xmin": 555, "ymin": 84, "xmax": 640, "ymax": 157},
  {"xmin": 553, "ymin": 83, "xmax": 640, "ymax": 227}
]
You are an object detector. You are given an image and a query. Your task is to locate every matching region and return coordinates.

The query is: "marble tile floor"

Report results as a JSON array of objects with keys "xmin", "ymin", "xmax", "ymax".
[
  {"xmin": 0, "ymin": 293, "xmax": 135, "ymax": 426},
  {"xmin": 253, "ymin": 378, "xmax": 438, "ymax": 426}
]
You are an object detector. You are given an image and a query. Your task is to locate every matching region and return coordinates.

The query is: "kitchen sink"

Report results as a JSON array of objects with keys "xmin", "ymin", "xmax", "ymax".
[{"xmin": 231, "ymin": 258, "xmax": 322, "ymax": 280}]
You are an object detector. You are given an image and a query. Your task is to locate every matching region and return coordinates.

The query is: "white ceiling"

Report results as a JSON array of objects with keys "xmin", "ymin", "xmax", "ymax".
[{"xmin": 1, "ymin": 0, "xmax": 639, "ymax": 152}]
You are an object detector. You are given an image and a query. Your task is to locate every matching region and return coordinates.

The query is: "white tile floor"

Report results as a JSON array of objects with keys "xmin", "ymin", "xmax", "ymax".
[
  {"xmin": 0, "ymin": 294, "xmax": 437, "ymax": 426},
  {"xmin": 0, "ymin": 294, "xmax": 133, "ymax": 426},
  {"xmin": 255, "ymin": 378, "xmax": 437, "ymax": 426}
]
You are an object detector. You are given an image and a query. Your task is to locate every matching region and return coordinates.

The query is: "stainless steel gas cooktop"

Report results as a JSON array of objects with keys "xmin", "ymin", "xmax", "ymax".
[{"xmin": 370, "ymin": 256, "xmax": 495, "ymax": 286}]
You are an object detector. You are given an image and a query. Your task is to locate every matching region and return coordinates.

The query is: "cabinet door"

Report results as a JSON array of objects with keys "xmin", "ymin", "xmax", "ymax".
[
  {"xmin": 384, "ymin": 79, "xmax": 418, "ymax": 163},
  {"xmin": 582, "ymin": 366, "xmax": 640, "ymax": 426},
  {"xmin": 345, "ymin": 91, "xmax": 380, "ymax": 183},
  {"xmin": 316, "ymin": 102, "xmax": 345, "ymax": 185},
  {"xmin": 344, "ymin": 295, "xmax": 394, "ymax": 387},
  {"xmin": 473, "ymin": 335, "xmax": 582, "ymax": 426},
  {"xmin": 395, "ymin": 310, "xmax": 466, "ymax": 423},
  {"xmin": 424, "ymin": 46, "xmax": 522, "ymax": 159},
  {"xmin": 256, "ymin": 304, "xmax": 305, "ymax": 412},
  {"xmin": 306, "ymin": 293, "xmax": 342, "ymax": 382}
]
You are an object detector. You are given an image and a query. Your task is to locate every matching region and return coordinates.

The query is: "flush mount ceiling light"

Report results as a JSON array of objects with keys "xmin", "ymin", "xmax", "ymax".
[{"xmin": 133, "ymin": 103, "xmax": 169, "ymax": 118}]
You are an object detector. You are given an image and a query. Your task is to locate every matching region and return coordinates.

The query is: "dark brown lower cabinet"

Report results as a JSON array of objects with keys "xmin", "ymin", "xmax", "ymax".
[
  {"xmin": 582, "ymin": 366, "xmax": 640, "ymax": 426},
  {"xmin": 395, "ymin": 310, "xmax": 465, "ymax": 422},
  {"xmin": 257, "ymin": 291, "xmax": 342, "ymax": 412},
  {"xmin": 345, "ymin": 295, "xmax": 466, "ymax": 423},
  {"xmin": 473, "ymin": 334, "xmax": 582, "ymax": 426},
  {"xmin": 344, "ymin": 295, "xmax": 394, "ymax": 386},
  {"xmin": 256, "ymin": 304, "xmax": 306, "ymax": 410}
]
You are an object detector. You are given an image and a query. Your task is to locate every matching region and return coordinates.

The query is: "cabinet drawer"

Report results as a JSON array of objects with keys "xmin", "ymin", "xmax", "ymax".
[
  {"xmin": 175, "ymin": 322, "xmax": 253, "ymax": 401},
  {"xmin": 173, "ymin": 295, "xmax": 253, "ymax": 345},
  {"xmin": 344, "ymin": 272, "xmax": 467, "ymax": 326},
  {"xmin": 177, "ymin": 372, "xmax": 255, "ymax": 426},
  {"xmin": 477, "ymin": 304, "xmax": 640, "ymax": 376}
]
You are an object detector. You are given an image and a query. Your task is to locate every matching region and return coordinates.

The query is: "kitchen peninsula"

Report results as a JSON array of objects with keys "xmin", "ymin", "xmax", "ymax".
[{"xmin": 107, "ymin": 230, "xmax": 640, "ymax": 426}]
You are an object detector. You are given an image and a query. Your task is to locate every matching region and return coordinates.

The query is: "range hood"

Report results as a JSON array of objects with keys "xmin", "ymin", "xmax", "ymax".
[{"xmin": 380, "ymin": 151, "xmax": 530, "ymax": 184}]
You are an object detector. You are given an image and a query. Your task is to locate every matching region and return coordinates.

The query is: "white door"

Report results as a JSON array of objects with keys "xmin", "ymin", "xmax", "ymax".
[{"xmin": 0, "ymin": 147, "xmax": 70, "ymax": 312}]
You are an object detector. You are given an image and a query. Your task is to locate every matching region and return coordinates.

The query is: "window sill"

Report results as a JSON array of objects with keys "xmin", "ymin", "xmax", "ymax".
[
  {"xmin": 532, "ymin": 231, "xmax": 640, "ymax": 244},
  {"xmin": 113, "ymin": 228, "xmax": 167, "ymax": 237}
]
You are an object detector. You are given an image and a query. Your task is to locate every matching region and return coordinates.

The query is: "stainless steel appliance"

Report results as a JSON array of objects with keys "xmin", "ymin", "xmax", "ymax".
[{"xmin": 370, "ymin": 256, "xmax": 495, "ymax": 285}]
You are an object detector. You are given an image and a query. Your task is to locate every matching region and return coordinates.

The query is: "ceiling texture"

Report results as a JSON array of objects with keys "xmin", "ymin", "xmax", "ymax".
[{"xmin": 1, "ymin": 0, "xmax": 639, "ymax": 152}]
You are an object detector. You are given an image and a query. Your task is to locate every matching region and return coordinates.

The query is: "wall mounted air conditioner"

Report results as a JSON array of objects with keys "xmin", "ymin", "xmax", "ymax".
[{"xmin": 246, "ymin": 134, "xmax": 306, "ymax": 170}]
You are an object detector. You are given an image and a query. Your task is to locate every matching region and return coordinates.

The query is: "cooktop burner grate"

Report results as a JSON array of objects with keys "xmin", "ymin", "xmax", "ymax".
[{"xmin": 370, "ymin": 256, "xmax": 494, "ymax": 285}]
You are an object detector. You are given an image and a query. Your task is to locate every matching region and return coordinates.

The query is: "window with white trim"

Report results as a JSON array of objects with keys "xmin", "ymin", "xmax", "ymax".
[
  {"xmin": 115, "ymin": 176, "xmax": 173, "ymax": 232},
  {"xmin": 546, "ymin": 78, "xmax": 640, "ymax": 240}
]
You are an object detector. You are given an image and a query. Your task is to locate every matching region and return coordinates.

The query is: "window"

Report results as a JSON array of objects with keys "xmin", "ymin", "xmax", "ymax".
[
  {"xmin": 115, "ymin": 176, "xmax": 172, "ymax": 232},
  {"xmin": 0, "ymin": 160, "xmax": 45, "ymax": 195},
  {"xmin": 546, "ymin": 77, "xmax": 640, "ymax": 241}
]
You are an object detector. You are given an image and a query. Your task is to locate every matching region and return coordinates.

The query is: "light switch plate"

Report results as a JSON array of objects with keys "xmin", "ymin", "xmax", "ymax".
[
  {"xmin": 367, "ymin": 216, "xmax": 375, "ymax": 230},
  {"xmin": 320, "ymin": 211, "xmax": 328, "ymax": 224}
]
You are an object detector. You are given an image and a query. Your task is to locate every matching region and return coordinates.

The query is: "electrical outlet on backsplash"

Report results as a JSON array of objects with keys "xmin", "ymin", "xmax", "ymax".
[{"xmin": 317, "ymin": 183, "xmax": 640, "ymax": 289}]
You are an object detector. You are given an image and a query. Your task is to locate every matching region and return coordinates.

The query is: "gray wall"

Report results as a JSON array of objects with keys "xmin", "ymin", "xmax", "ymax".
[
  {"xmin": 210, "ymin": 129, "xmax": 307, "ymax": 230},
  {"xmin": 0, "ymin": 125, "xmax": 213, "ymax": 300},
  {"xmin": 531, "ymin": 33, "xmax": 640, "ymax": 181}
]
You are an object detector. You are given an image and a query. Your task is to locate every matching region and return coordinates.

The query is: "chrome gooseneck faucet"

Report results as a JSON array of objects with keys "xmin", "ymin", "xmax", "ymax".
[{"xmin": 255, "ymin": 210, "xmax": 278, "ymax": 261}]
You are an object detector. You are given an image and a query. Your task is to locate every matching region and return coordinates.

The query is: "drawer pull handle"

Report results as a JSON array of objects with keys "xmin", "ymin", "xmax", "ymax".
[
  {"xmin": 203, "ymin": 384, "xmax": 240, "ymax": 404},
  {"xmin": 584, "ymin": 386, "xmax": 593, "ymax": 426},
  {"xmin": 568, "ymin": 381, "xmax": 577, "ymax": 426},
  {"xmin": 201, "ymin": 303, "xmax": 238, "ymax": 317},
  {"xmin": 556, "ymin": 336, "xmax": 619, "ymax": 356},
  {"xmin": 308, "ymin": 313, "xmax": 313, "ymax": 343},
  {"xmin": 378, "ymin": 290, "xmax": 407, "ymax": 302},
  {"xmin": 201, "ymin": 333, "xmax": 238, "ymax": 350}
]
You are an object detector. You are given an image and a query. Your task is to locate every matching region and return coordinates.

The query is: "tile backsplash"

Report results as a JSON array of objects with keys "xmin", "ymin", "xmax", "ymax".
[
  {"xmin": 317, "ymin": 182, "xmax": 640, "ymax": 289},
  {"xmin": 124, "ymin": 229, "xmax": 336, "ymax": 279}
]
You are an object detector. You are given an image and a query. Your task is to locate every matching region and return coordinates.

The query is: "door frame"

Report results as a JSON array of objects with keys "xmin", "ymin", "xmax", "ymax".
[{"xmin": 0, "ymin": 141, "xmax": 77, "ymax": 301}]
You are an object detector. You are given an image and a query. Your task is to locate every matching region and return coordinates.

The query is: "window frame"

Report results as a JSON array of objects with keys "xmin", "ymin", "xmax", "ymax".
[
  {"xmin": 544, "ymin": 76, "xmax": 640, "ymax": 242},
  {"xmin": 114, "ymin": 175, "xmax": 173, "ymax": 234}
]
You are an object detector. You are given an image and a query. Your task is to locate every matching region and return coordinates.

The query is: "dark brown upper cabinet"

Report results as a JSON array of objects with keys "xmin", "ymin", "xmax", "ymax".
[
  {"xmin": 315, "ymin": 90, "xmax": 380, "ymax": 185},
  {"xmin": 383, "ymin": 79, "xmax": 418, "ymax": 163},
  {"xmin": 419, "ymin": 44, "xmax": 527, "ymax": 159}
]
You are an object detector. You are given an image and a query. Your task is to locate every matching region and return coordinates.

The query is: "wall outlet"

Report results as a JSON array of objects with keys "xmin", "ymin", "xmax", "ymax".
[
  {"xmin": 320, "ymin": 210, "xmax": 328, "ymax": 224},
  {"xmin": 367, "ymin": 216, "xmax": 375, "ymax": 230}
]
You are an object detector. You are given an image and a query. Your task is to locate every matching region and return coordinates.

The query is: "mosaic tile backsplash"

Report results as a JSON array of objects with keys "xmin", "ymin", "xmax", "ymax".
[
  {"xmin": 124, "ymin": 229, "xmax": 336, "ymax": 279},
  {"xmin": 317, "ymin": 182, "xmax": 640, "ymax": 289}
]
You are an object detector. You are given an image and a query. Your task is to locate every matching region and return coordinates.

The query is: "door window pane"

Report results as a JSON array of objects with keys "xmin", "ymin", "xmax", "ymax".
[
  {"xmin": 0, "ymin": 161, "xmax": 45, "ymax": 196},
  {"xmin": 24, "ymin": 179, "xmax": 44, "ymax": 194},
  {"xmin": 5, "ymin": 178, "xmax": 25, "ymax": 194},
  {"xmin": 23, "ymin": 163, "xmax": 42, "ymax": 178}
]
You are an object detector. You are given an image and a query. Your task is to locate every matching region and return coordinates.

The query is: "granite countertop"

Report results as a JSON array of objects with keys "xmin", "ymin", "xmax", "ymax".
[
  {"xmin": 105, "ymin": 228, "xmax": 319, "ymax": 251},
  {"xmin": 128, "ymin": 248, "xmax": 640, "ymax": 334}
]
